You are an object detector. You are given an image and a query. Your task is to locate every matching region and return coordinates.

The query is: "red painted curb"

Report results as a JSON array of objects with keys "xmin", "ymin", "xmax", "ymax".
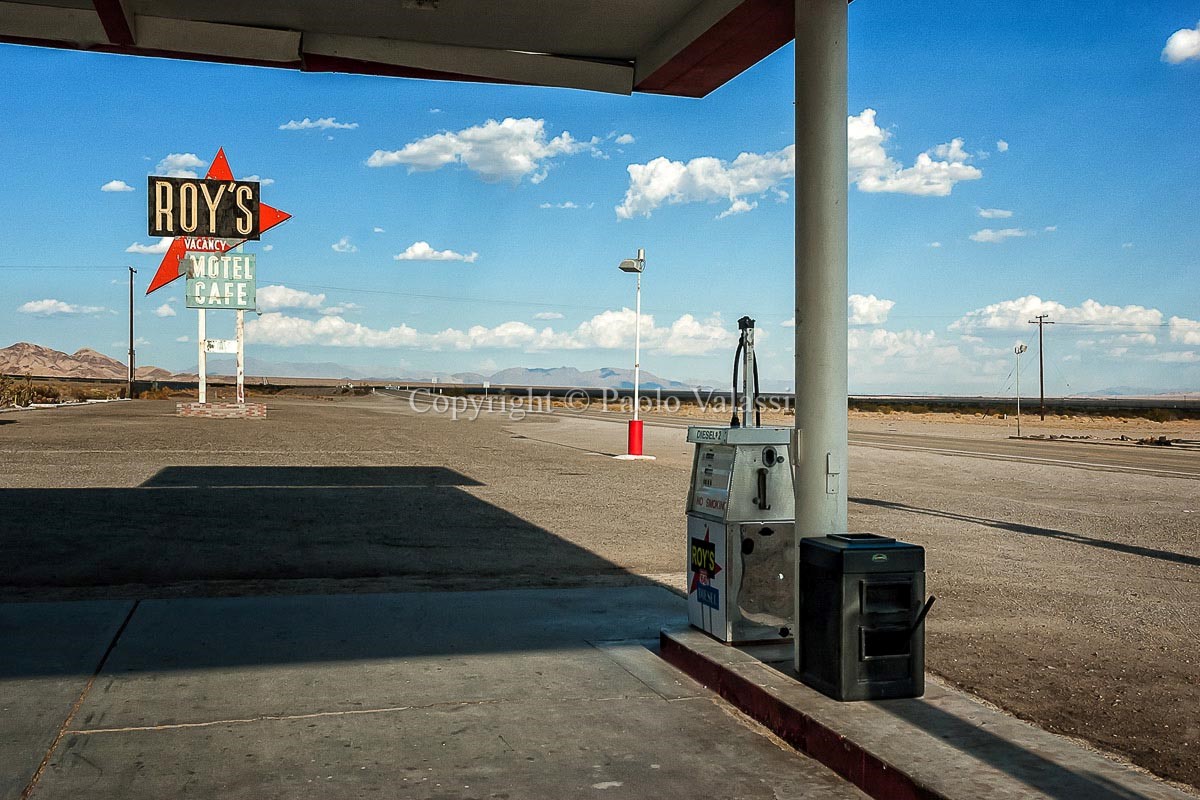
[{"xmin": 659, "ymin": 631, "xmax": 941, "ymax": 800}]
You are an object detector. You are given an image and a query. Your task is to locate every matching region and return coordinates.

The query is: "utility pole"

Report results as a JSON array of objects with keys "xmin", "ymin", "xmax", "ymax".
[
  {"xmin": 1028, "ymin": 314, "xmax": 1054, "ymax": 421},
  {"xmin": 128, "ymin": 266, "xmax": 137, "ymax": 400}
]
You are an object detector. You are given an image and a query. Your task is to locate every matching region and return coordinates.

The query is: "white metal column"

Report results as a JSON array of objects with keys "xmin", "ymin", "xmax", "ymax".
[
  {"xmin": 236, "ymin": 308, "xmax": 246, "ymax": 404},
  {"xmin": 794, "ymin": 0, "xmax": 848, "ymax": 669},
  {"xmin": 197, "ymin": 308, "xmax": 207, "ymax": 405}
]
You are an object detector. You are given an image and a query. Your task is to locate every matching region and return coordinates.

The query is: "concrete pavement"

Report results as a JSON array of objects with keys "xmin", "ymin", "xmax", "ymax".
[{"xmin": 4, "ymin": 587, "xmax": 865, "ymax": 799}]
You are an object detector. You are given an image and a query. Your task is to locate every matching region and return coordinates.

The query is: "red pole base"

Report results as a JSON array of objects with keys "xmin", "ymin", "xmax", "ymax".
[{"xmin": 627, "ymin": 419, "xmax": 644, "ymax": 456}]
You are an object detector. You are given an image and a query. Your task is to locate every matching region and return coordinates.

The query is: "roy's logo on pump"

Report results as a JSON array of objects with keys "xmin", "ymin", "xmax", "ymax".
[{"xmin": 689, "ymin": 529, "xmax": 722, "ymax": 610}]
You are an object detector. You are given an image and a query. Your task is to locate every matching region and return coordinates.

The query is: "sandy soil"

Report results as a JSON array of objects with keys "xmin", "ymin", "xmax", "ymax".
[{"xmin": 848, "ymin": 409, "xmax": 1200, "ymax": 442}]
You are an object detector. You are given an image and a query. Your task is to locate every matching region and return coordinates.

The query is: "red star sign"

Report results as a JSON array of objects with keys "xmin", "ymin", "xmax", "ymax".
[{"xmin": 145, "ymin": 148, "xmax": 291, "ymax": 295}]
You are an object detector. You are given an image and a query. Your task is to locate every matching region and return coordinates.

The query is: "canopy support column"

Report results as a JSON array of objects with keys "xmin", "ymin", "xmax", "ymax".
[{"xmin": 793, "ymin": 0, "xmax": 848, "ymax": 670}]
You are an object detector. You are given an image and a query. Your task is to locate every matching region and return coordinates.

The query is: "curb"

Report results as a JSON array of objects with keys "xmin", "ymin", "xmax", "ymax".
[
  {"xmin": 659, "ymin": 626, "xmax": 1195, "ymax": 800},
  {"xmin": 659, "ymin": 630, "xmax": 928, "ymax": 800}
]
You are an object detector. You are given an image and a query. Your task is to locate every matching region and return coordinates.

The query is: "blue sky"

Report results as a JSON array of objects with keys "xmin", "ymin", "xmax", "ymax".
[{"xmin": 1, "ymin": 0, "xmax": 1197, "ymax": 394}]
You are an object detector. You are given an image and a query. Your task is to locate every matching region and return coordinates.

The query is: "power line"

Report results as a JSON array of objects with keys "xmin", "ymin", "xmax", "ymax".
[
  {"xmin": 0, "ymin": 265, "xmax": 131, "ymax": 271},
  {"xmin": 272, "ymin": 280, "xmax": 722, "ymax": 318}
]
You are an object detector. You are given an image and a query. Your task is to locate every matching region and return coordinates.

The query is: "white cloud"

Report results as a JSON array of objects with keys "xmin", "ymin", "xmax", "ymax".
[
  {"xmin": 263, "ymin": 244, "xmax": 274, "ymax": 252},
  {"xmin": 617, "ymin": 109, "xmax": 980, "ymax": 219},
  {"xmin": 280, "ymin": 117, "xmax": 359, "ymax": 131},
  {"xmin": 240, "ymin": 174, "xmax": 275, "ymax": 186},
  {"xmin": 929, "ymin": 242, "xmax": 942, "ymax": 248},
  {"xmin": 1113, "ymin": 332, "xmax": 1157, "ymax": 346},
  {"xmin": 373, "ymin": 227, "xmax": 385, "ymax": 233},
  {"xmin": 533, "ymin": 311, "xmax": 564, "ymax": 320},
  {"xmin": 614, "ymin": 133, "xmax": 635, "ymax": 145},
  {"xmin": 155, "ymin": 153, "xmax": 205, "ymax": 178},
  {"xmin": 849, "ymin": 109, "xmax": 982, "ymax": 196},
  {"xmin": 978, "ymin": 207, "xmax": 1012, "ymax": 219},
  {"xmin": 394, "ymin": 241, "xmax": 478, "ymax": 263},
  {"xmin": 848, "ymin": 294, "xmax": 896, "ymax": 325},
  {"xmin": 1148, "ymin": 351, "xmax": 1199, "ymax": 363},
  {"xmin": 616, "ymin": 147, "xmax": 794, "ymax": 219},
  {"xmin": 331, "ymin": 236, "xmax": 358, "ymax": 253},
  {"xmin": 153, "ymin": 303, "xmax": 176, "ymax": 318},
  {"xmin": 175, "ymin": 335, "xmax": 189, "ymax": 342},
  {"xmin": 716, "ymin": 198, "xmax": 758, "ymax": 219},
  {"xmin": 847, "ymin": 329, "xmax": 968, "ymax": 387},
  {"xmin": 125, "ymin": 238, "xmax": 172, "ymax": 254},
  {"xmin": 851, "ymin": 328, "xmax": 937, "ymax": 358},
  {"xmin": 1170, "ymin": 316, "xmax": 1200, "ymax": 346},
  {"xmin": 996, "ymin": 140, "xmax": 1009, "ymax": 153},
  {"xmin": 658, "ymin": 313, "xmax": 740, "ymax": 356},
  {"xmin": 970, "ymin": 228, "xmax": 1030, "ymax": 243},
  {"xmin": 1163, "ymin": 21, "xmax": 1200, "ymax": 63},
  {"xmin": 1122, "ymin": 242, "xmax": 1134, "ymax": 249},
  {"xmin": 539, "ymin": 201, "xmax": 579, "ymax": 209},
  {"xmin": 367, "ymin": 117, "xmax": 598, "ymax": 184},
  {"xmin": 101, "ymin": 179, "xmax": 134, "ymax": 193},
  {"xmin": 781, "ymin": 295, "xmax": 895, "ymax": 328},
  {"xmin": 429, "ymin": 108, "xmax": 441, "ymax": 114},
  {"xmin": 18, "ymin": 299, "xmax": 106, "ymax": 316},
  {"xmin": 319, "ymin": 303, "xmax": 359, "ymax": 316},
  {"xmin": 257, "ymin": 285, "xmax": 326, "ymax": 312},
  {"xmin": 951, "ymin": 296, "xmax": 1166, "ymax": 333},
  {"xmin": 246, "ymin": 307, "xmax": 738, "ymax": 356}
]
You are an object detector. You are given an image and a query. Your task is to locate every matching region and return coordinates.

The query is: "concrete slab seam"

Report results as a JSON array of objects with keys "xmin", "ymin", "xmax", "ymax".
[
  {"xmin": 66, "ymin": 693, "xmax": 665, "ymax": 737},
  {"xmin": 658, "ymin": 630, "xmax": 936, "ymax": 800},
  {"xmin": 20, "ymin": 599, "xmax": 141, "ymax": 800},
  {"xmin": 67, "ymin": 697, "xmax": 511, "ymax": 736}
]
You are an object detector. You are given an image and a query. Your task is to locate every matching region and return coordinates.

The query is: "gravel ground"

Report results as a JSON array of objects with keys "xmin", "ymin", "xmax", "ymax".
[{"xmin": 0, "ymin": 394, "xmax": 1196, "ymax": 789}]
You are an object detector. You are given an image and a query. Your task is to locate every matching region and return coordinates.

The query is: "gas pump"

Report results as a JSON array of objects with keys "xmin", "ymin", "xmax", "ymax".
[{"xmin": 686, "ymin": 316, "xmax": 795, "ymax": 643}]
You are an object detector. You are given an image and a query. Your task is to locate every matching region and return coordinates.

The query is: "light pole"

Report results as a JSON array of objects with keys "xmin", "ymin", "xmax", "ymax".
[
  {"xmin": 617, "ymin": 248, "xmax": 650, "ymax": 459},
  {"xmin": 1014, "ymin": 343, "xmax": 1027, "ymax": 438}
]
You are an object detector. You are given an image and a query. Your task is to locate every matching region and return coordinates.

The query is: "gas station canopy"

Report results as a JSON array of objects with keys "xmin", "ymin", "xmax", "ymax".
[{"xmin": 0, "ymin": 0, "xmax": 798, "ymax": 96}]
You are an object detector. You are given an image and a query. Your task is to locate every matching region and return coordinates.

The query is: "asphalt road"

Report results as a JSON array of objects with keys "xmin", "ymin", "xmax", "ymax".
[{"xmin": 389, "ymin": 388, "xmax": 1200, "ymax": 480}]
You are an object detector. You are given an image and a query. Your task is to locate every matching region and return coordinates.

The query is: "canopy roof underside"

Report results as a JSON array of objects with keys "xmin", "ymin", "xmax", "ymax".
[{"xmin": 0, "ymin": 0, "xmax": 816, "ymax": 96}]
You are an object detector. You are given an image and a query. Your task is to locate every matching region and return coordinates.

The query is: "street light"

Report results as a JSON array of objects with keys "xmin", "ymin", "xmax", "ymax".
[
  {"xmin": 616, "ymin": 248, "xmax": 651, "ymax": 459},
  {"xmin": 1014, "ymin": 343, "xmax": 1028, "ymax": 438}
]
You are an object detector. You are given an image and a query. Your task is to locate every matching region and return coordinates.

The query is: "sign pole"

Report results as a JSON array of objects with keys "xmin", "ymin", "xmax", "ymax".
[
  {"xmin": 236, "ymin": 308, "xmax": 245, "ymax": 405},
  {"xmin": 127, "ymin": 266, "xmax": 136, "ymax": 399},
  {"xmin": 198, "ymin": 308, "xmax": 207, "ymax": 404}
]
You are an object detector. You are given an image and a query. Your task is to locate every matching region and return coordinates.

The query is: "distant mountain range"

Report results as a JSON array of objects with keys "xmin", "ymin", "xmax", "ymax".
[
  {"xmin": 2, "ymin": 343, "xmax": 690, "ymax": 389},
  {"xmin": 12, "ymin": 343, "xmax": 1186, "ymax": 397},
  {"xmin": 0, "ymin": 342, "xmax": 171, "ymax": 381}
]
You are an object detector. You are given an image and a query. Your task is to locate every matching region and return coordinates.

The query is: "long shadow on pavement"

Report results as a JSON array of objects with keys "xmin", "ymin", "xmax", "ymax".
[
  {"xmin": 872, "ymin": 696, "xmax": 1157, "ymax": 800},
  {"xmin": 0, "ymin": 465, "xmax": 653, "ymax": 599},
  {"xmin": 851, "ymin": 496, "xmax": 1200, "ymax": 567}
]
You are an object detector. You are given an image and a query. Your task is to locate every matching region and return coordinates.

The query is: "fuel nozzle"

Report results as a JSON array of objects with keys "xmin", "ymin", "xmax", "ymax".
[{"xmin": 731, "ymin": 315, "xmax": 760, "ymax": 428}]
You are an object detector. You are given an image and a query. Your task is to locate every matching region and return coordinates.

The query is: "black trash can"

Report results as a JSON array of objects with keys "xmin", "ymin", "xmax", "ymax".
[{"xmin": 799, "ymin": 533, "xmax": 926, "ymax": 701}]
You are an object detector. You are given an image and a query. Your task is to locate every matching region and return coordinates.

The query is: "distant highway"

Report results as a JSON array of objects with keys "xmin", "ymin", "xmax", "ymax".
[{"xmin": 383, "ymin": 388, "xmax": 1200, "ymax": 480}]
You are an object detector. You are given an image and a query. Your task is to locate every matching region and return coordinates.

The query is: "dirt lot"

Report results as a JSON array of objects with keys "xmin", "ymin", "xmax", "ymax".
[{"xmin": 1, "ymin": 395, "xmax": 1197, "ymax": 790}]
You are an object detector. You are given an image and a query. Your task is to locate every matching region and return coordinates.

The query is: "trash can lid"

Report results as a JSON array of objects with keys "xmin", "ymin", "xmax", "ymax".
[
  {"xmin": 828, "ymin": 533, "xmax": 895, "ymax": 545},
  {"xmin": 801, "ymin": 533, "xmax": 924, "ymax": 573}
]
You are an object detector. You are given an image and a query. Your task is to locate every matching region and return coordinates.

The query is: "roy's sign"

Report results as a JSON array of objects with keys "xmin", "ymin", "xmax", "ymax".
[
  {"xmin": 144, "ymin": 149, "xmax": 290, "ymax": 296},
  {"xmin": 185, "ymin": 252, "xmax": 256, "ymax": 310},
  {"xmin": 148, "ymin": 177, "xmax": 261, "ymax": 240}
]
